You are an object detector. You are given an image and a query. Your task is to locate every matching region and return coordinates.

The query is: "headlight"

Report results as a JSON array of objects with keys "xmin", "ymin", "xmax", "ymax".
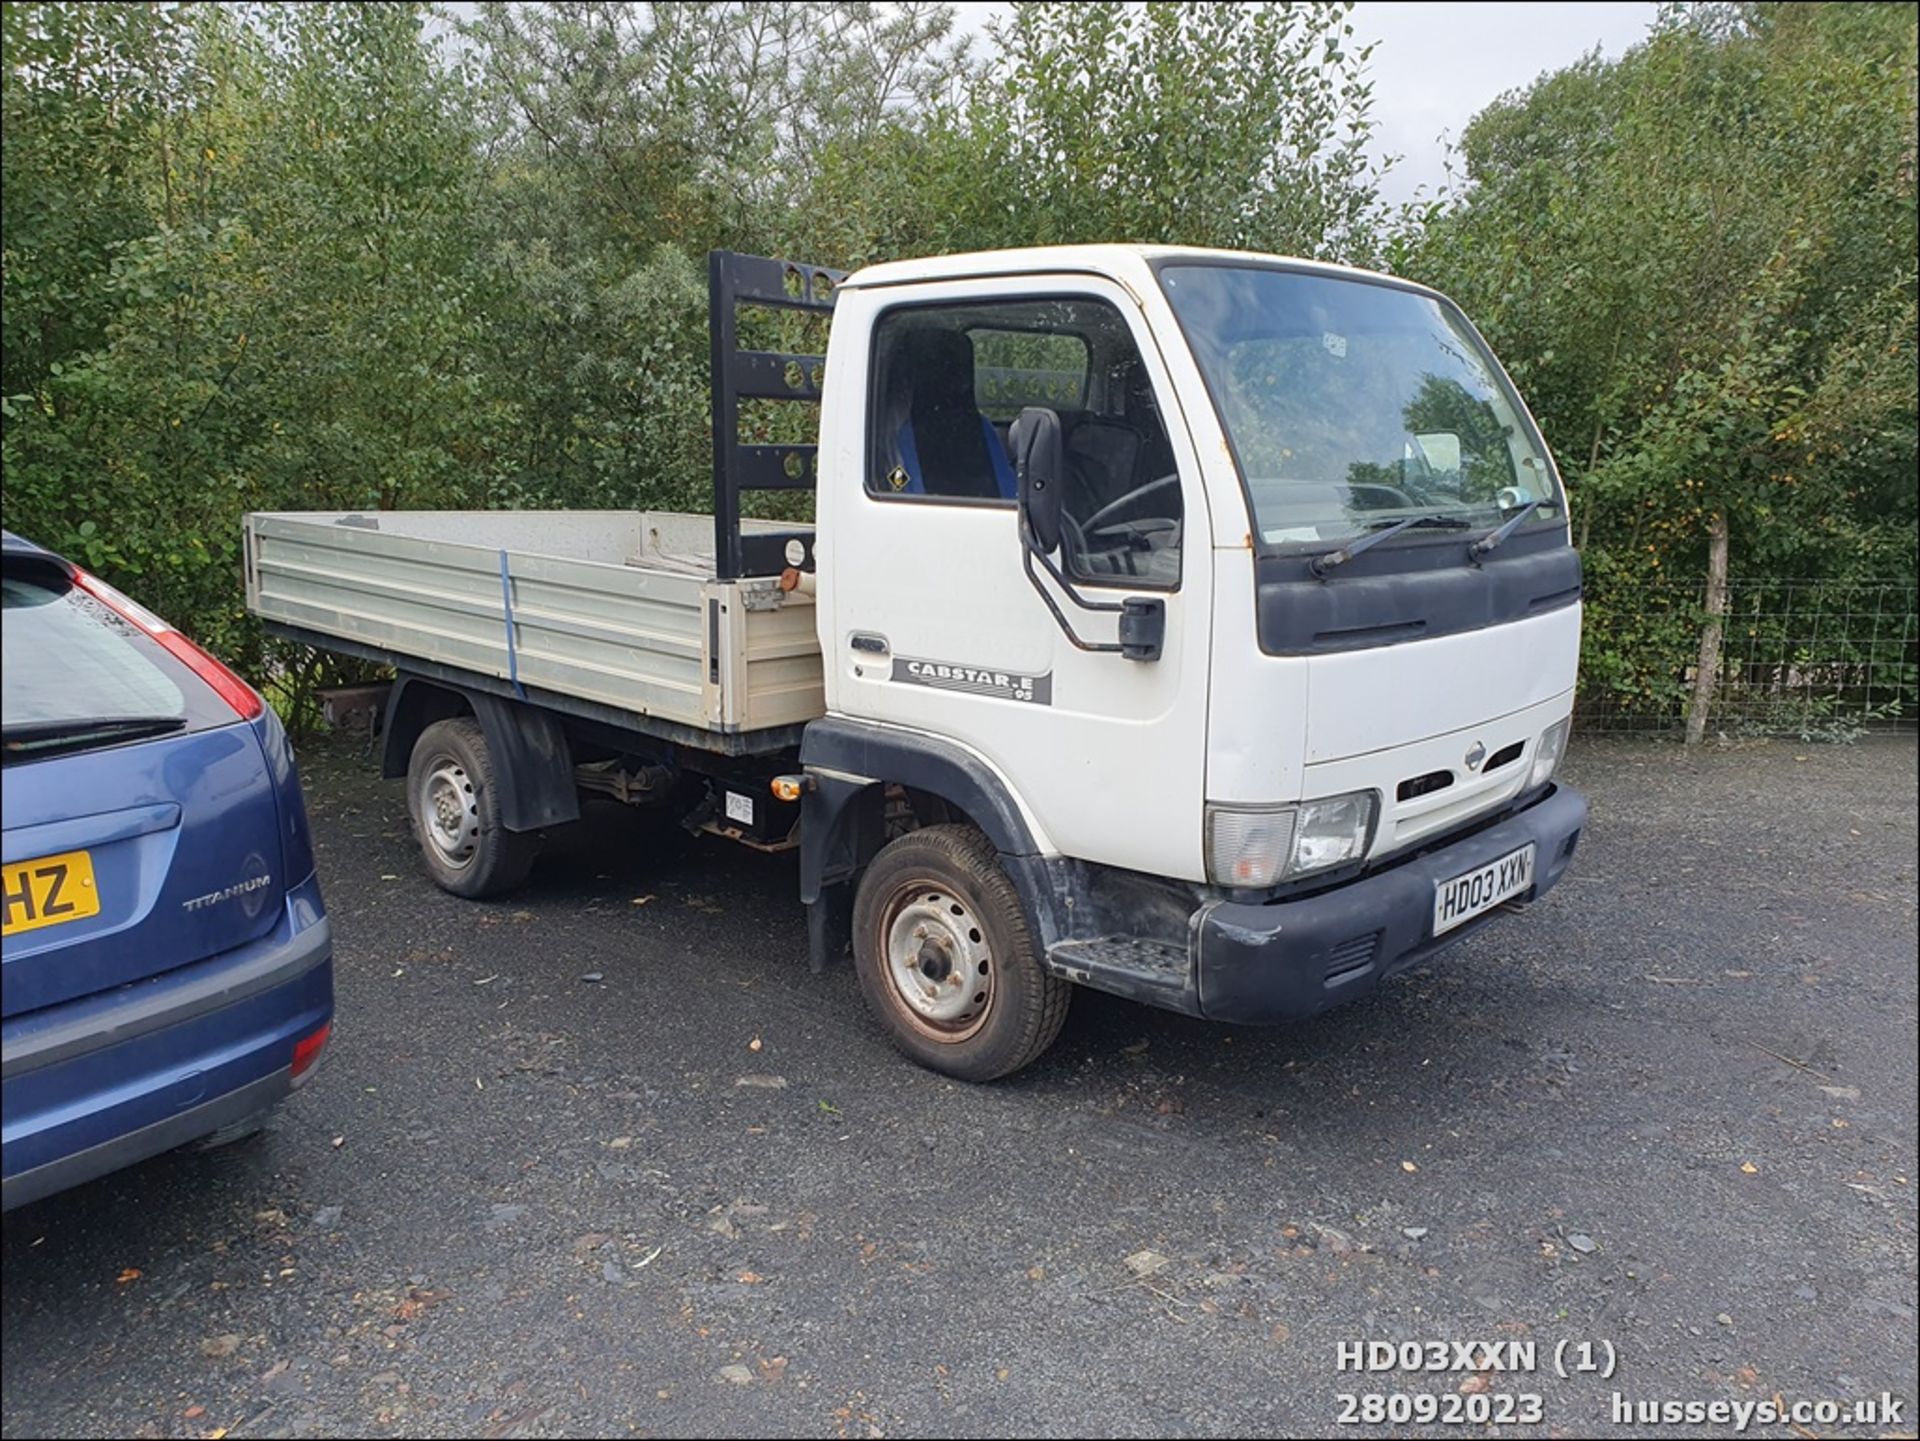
[
  {"xmin": 1529, "ymin": 718, "xmax": 1571, "ymax": 791},
  {"xmin": 1206, "ymin": 790, "xmax": 1377, "ymax": 889},
  {"xmin": 1293, "ymin": 792, "xmax": 1376, "ymax": 873}
]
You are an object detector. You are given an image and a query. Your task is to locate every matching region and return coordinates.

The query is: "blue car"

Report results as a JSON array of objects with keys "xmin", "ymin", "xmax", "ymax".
[{"xmin": 2, "ymin": 531, "xmax": 333, "ymax": 1210}]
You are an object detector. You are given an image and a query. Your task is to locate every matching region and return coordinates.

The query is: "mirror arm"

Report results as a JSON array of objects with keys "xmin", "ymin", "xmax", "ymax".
[
  {"xmin": 1022, "ymin": 545, "xmax": 1123, "ymax": 654},
  {"xmin": 1025, "ymin": 530, "xmax": 1125, "ymax": 615},
  {"xmin": 1020, "ymin": 542, "xmax": 1163, "ymax": 662}
]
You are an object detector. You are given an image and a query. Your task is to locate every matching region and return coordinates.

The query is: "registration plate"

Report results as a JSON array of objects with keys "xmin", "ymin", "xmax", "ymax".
[
  {"xmin": 2, "ymin": 848, "xmax": 102, "ymax": 937},
  {"xmin": 1433, "ymin": 843, "xmax": 1535, "ymax": 937}
]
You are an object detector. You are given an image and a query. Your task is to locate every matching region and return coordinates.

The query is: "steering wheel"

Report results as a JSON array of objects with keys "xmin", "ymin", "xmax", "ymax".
[{"xmin": 1082, "ymin": 472, "xmax": 1182, "ymax": 534}]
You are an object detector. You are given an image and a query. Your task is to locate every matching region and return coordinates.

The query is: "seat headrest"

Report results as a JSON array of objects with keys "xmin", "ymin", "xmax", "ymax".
[{"xmin": 891, "ymin": 327, "xmax": 977, "ymax": 415}]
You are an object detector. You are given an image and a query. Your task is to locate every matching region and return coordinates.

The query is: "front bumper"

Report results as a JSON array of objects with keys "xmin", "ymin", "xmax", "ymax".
[{"xmin": 1196, "ymin": 784, "xmax": 1587, "ymax": 1024}]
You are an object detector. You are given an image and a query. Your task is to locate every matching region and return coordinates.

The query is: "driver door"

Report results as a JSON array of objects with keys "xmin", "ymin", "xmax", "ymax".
[{"xmin": 823, "ymin": 273, "xmax": 1213, "ymax": 883}]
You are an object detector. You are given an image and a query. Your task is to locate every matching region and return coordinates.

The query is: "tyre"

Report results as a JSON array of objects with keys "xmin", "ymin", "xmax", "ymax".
[
  {"xmin": 406, "ymin": 717, "xmax": 537, "ymax": 898},
  {"xmin": 852, "ymin": 824, "xmax": 1070, "ymax": 1081}
]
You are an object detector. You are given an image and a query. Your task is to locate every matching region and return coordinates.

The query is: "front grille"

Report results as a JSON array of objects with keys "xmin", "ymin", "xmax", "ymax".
[
  {"xmin": 1482, "ymin": 740, "xmax": 1525, "ymax": 774},
  {"xmin": 1397, "ymin": 768, "xmax": 1454, "ymax": 802}
]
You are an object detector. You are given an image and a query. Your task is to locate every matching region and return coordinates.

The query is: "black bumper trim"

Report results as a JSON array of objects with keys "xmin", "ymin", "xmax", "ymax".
[
  {"xmin": 1, "ymin": 915, "xmax": 331, "ymax": 1081},
  {"xmin": 1, "ymin": 1066, "xmax": 290, "ymax": 1212},
  {"xmin": 1196, "ymin": 785, "xmax": 1587, "ymax": 1024}
]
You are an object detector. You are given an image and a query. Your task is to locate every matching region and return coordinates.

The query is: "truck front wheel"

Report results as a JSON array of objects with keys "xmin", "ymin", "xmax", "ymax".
[
  {"xmin": 406, "ymin": 717, "xmax": 537, "ymax": 898},
  {"xmin": 852, "ymin": 825, "xmax": 1070, "ymax": 1081}
]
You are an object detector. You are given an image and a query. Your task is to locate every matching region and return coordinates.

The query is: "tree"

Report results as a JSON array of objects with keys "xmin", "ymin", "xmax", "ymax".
[
  {"xmin": 944, "ymin": 1, "xmax": 1386, "ymax": 261},
  {"xmin": 1409, "ymin": 2, "xmax": 1918, "ymax": 733}
]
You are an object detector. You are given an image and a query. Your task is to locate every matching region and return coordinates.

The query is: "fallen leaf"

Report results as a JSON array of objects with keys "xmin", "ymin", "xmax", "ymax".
[
  {"xmin": 1124, "ymin": 1249, "xmax": 1171, "ymax": 1277},
  {"xmin": 1026, "ymin": 1265, "xmax": 1045, "ymax": 1281},
  {"xmin": 116, "ymin": 1268, "xmax": 143, "ymax": 1284},
  {"xmin": 331, "ymin": 1135, "xmax": 346, "ymax": 1149},
  {"xmin": 391, "ymin": 1286, "xmax": 452, "ymax": 1322},
  {"xmin": 1740, "ymin": 1161, "xmax": 1759, "ymax": 1174},
  {"xmin": 1401, "ymin": 1161, "xmax": 1419, "ymax": 1173},
  {"xmin": 605, "ymin": 1136, "xmax": 633, "ymax": 1150},
  {"xmin": 631, "ymin": 895, "xmax": 655, "ymax": 906},
  {"xmin": 201, "ymin": 1334, "xmax": 242, "ymax": 1358},
  {"xmin": 737, "ymin": 1271, "xmax": 765, "ymax": 1284},
  {"xmin": 1270, "ymin": 1323, "xmax": 1292, "ymax": 1344},
  {"xmin": 184, "ymin": 1405, "xmax": 206, "ymax": 1419},
  {"xmin": 1459, "ymin": 1374, "xmax": 1492, "ymax": 1395}
]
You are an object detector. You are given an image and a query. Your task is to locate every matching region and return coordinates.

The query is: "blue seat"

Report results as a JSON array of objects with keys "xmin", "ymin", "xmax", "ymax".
[{"xmin": 880, "ymin": 329, "xmax": 1017, "ymax": 500}]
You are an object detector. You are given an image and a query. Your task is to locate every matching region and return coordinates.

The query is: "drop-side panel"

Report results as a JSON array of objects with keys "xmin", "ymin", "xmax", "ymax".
[{"xmin": 245, "ymin": 512, "xmax": 822, "ymax": 736}]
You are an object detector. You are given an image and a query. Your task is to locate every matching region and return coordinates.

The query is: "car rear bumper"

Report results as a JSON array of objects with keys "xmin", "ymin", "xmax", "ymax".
[
  {"xmin": 1, "ymin": 876, "xmax": 333, "ymax": 1211},
  {"xmin": 1195, "ymin": 784, "xmax": 1587, "ymax": 1024}
]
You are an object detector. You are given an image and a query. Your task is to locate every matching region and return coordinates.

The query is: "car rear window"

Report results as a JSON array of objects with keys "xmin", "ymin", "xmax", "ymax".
[{"xmin": 1, "ymin": 567, "xmax": 238, "ymax": 762}]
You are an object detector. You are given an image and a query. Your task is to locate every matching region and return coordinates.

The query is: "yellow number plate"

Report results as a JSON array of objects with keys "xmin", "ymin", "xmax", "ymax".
[{"xmin": 2, "ymin": 849, "xmax": 102, "ymax": 937}]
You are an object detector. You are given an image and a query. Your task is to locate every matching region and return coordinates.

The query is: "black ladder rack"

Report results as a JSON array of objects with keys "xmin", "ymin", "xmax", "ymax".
[{"xmin": 708, "ymin": 250, "xmax": 847, "ymax": 580}]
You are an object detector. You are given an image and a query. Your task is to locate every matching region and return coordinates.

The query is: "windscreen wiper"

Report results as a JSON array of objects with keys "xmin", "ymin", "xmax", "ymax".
[
  {"xmin": 1468, "ymin": 499, "xmax": 1544, "ymax": 560},
  {"xmin": 2, "ymin": 715, "xmax": 187, "ymax": 758},
  {"xmin": 1310, "ymin": 513, "xmax": 1472, "ymax": 578}
]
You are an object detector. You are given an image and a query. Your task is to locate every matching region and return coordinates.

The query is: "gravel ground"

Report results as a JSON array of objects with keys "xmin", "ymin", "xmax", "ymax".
[{"xmin": 3, "ymin": 735, "xmax": 1915, "ymax": 1439}]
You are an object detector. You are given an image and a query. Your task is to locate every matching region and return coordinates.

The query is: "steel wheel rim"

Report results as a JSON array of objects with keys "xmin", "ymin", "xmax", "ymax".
[
  {"xmin": 420, "ymin": 757, "xmax": 479, "ymax": 869},
  {"xmin": 881, "ymin": 881, "xmax": 994, "ymax": 1042}
]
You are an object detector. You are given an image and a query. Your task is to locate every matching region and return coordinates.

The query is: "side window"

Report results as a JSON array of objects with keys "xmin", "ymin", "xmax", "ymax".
[{"xmin": 867, "ymin": 297, "xmax": 1181, "ymax": 586}]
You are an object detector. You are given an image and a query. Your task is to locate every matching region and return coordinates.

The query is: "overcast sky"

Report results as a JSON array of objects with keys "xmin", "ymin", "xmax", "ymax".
[{"xmin": 947, "ymin": 1, "xmax": 1661, "ymax": 204}]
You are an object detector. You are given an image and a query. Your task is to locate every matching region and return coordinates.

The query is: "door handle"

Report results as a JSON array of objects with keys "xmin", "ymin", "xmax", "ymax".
[{"xmin": 849, "ymin": 633, "xmax": 888, "ymax": 654}]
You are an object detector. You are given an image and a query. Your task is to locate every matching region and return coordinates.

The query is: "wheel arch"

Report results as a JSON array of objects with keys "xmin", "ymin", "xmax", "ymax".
[
  {"xmin": 797, "ymin": 718, "xmax": 1061, "ymax": 970},
  {"xmin": 384, "ymin": 675, "xmax": 579, "ymax": 832}
]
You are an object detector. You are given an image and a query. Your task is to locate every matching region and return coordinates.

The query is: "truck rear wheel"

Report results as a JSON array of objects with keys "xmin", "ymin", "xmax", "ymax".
[
  {"xmin": 406, "ymin": 717, "xmax": 536, "ymax": 898},
  {"xmin": 852, "ymin": 825, "xmax": 1069, "ymax": 1081}
]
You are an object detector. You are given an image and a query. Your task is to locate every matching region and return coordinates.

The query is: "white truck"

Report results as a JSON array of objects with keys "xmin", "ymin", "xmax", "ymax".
[{"xmin": 246, "ymin": 246, "xmax": 1588, "ymax": 1080}]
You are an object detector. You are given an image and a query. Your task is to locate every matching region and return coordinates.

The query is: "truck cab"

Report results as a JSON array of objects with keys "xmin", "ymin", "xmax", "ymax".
[{"xmin": 798, "ymin": 246, "xmax": 1585, "ymax": 1075}]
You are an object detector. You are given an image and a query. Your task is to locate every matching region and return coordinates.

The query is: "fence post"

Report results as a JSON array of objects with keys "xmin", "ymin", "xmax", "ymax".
[{"xmin": 1685, "ymin": 512, "xmax": 1731, "ymax": 745}]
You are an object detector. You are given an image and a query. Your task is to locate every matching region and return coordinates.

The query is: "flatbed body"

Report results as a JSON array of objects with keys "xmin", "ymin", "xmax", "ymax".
[{"xmin": 245, "ymin": 509, "xmax": 822, "ymax": 755}]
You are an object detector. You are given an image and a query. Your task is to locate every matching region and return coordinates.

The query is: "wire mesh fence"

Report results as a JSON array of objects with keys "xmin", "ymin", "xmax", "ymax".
[{"xmin": 1576, "ymin": 580, "xmax": 1919, "ymax": 738}]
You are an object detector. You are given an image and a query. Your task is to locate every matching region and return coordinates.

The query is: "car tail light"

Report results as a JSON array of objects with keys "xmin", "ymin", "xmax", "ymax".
[
  {"xmin": 290, "ymin": 1020, "xmax": 331, "ymax": 1086},
  {"xmin": 73, "ymin": 570, "xmax": 265, "ymax": 720}
]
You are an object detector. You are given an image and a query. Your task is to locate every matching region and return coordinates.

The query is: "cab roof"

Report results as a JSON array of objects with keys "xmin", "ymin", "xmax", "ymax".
[{"xmin": 841, "ymin": 244, "xmax": 1438, "ymax": 300}]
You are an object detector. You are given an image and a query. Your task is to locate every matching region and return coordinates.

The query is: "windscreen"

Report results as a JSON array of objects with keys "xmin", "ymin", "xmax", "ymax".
[{"xmin": 1158, "ymin": 264, "xmax": 1562, "ymax": 548}]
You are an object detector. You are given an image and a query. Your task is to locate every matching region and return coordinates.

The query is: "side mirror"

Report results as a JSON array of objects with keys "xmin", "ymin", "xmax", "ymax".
[{"xmin": 1009, "ymin": 406, "xmax": 1064, "ymax": 554}]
